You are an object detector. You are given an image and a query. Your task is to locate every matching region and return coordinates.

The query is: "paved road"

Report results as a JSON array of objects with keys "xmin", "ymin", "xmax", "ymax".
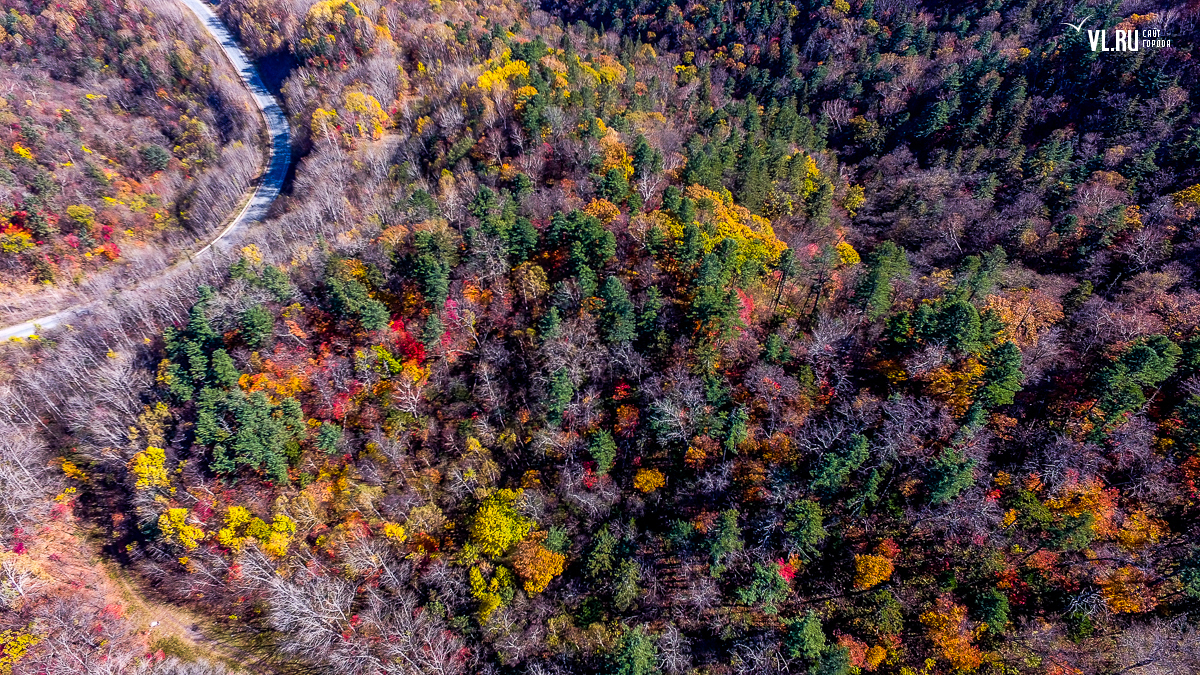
[{"xmin": 0, "ymin": 0, "xmax": 290, "ymax": 341}]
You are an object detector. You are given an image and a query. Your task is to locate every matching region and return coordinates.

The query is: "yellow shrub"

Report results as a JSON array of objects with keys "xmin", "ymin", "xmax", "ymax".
[
  {"xmin": 1172, "ymin": 183, "xmax": 1200, "ymax": 209},
  {"xmin": 1116, "ymin": 510, "xmax": 1166, "ymax": 551},
  {"xmin": 835, "ymin": 241, "xmax": 861, "ymax": 267},
  {"xmin": 924, "ymin": 358, "xmax": 986, "ymax": 417},
  {"xmin": 0, "ymin": 227, "xmax": 34, "ymax": 255},
  {"xmin": 61, "ymin": 459, "xmax": 87, "ymax": 481},
  {"xmin": 1099, "ymin": 566, "xmax": 1156, "ymax": 614},
  {"xmin": 66, "ymin": 204, "xmax": 96, "ymax": 228},
  {"xmin": 158, "ymin": 508, "xmax": 204, "ymax": 550},
  {"xmin": 513, "ymin": 85, "xmax": 539, "ymax": 110},
  {"xmin": 584, "ymin": 198, "xmax": 621, "ymax": 224},
  {"xmin": 11, "ymin": 143, "xmax": 33, "ymax": 162},
  {"xmin": 477, "ymin": 53, "xmax": 530, "ymax": 91},
  {"xmin": 469, "ymin": 565, "xmax": 513, "ymax": 622},
  {"xmin": 217, "ymin": 506, "xmax": 252, "ymax": 552},
  {"xmin": 343, "ymin": 91, "xmax": 389, "ymax": 139},
  {"xmin": 843, "ymin": 184, "xmax": 865, "ymax": 216},
  {"xmin": 382, "ymin": 522, "xmax": 408, "ymax": 542},
  {"xmin": 599, "ymin": 136, "xmax": 634, "ymax": 180},
  {"xmin": 919, "ymin": 596, "xmax": 984, "ymax": 671},
  {"xmin": 311, "ymin": 107, "xmax": 340, "ymax": 139},
  {"xmin": 0, "ymin": 630, "xmax": 40, "ymax": 674},
  {"xmin": 130, "ymin": 447, "xmax": 171, "ymax": 491}
]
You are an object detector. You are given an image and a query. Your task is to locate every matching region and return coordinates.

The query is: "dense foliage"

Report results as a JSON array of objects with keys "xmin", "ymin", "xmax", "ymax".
[
  {"xmin": 2, "ymin": 0, "xmax": 1200, "ymax": 674},
  {"xmin": 0, "ymin": 0, "xmax": 260, "ymax": 318}
]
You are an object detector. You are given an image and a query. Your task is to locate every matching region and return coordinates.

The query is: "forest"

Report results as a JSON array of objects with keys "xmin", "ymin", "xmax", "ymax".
[
  {"xmin": 0, "ymin": 0, "xmax": 263, "ymax": 326},
  {"xmin": 1, "ymin": 0, "xmax": 1200, "ymax": 673}
]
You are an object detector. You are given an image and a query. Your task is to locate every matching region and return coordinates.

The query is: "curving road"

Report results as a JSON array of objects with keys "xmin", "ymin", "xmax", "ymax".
[{"xmin": 0, "ymin": 0, "xmax": 290, "ymax": 341}]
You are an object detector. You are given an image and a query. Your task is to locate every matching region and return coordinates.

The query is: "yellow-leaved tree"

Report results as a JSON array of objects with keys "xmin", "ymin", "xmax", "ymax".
[
  {"xmin": 982, "ymin": 289, "xmax": 1063, "ymax": 349},
  {"xmin": 216, "ymin": 506, "xmax": 296, "ymax": 556},
  {"xmin": 1099, "ymin": 565, "xmax": 1157, "ymax": 614},
  {"xmin": 853, "ymin": 554, "xmax": 894, "ymax": 589},
  {"xmin": 476, "ymin": 52, "xmax": 530, "ymax": 91},
  {"xmin": 470, "ymin": 488, "xmax": 533, "ymax": 559},
  {"xmin": 652, "ymin": 184, "xmax": 785, "ymax": 276},
  {"xmin": 343, "ymin": 92, "xmax": 389, "ymax": 139},
  {"xmin": 633, "ymin": 468, "xmax": 666, "ymax": 493}
]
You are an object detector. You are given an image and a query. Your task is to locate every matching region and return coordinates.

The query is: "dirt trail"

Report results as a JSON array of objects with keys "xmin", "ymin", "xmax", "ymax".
[{"xmin": 104, "ymin": 563, "xmax": 268, "ymax": 672}]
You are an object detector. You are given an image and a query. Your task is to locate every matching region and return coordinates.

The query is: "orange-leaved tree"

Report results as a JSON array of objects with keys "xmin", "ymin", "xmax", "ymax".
[
  {"xmin": 512, "ymin": 533, "xmax": 567, "ymax": 593},
  {"xmin": 919, "ymin": 595, "xmax": 984, "ymax": 672}
]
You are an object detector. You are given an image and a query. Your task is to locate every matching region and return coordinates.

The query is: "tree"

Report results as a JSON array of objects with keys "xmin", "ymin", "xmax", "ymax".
[
  {"xmin": 690, "ymin": 250, "xmax": 743, "ymax": 338},
  {"xmin": 507, "ymin": 217, "xmax": 538, "ymax": 263},
  {"xmin": 632, "ymin": 135, "xmax": 662, "ymax": 180},
  {"xmin": 920, "ymin": 596, "xmax": 983, "ymax": 672},
  {"xmin": 140, "ymin": 144, "xmax": 171, "ymax": 171},
  {"xmin": 724, "ymin": 407, "xmax": 749, "ymax": 456},
  {"xmin": 158, "ymin": 507, "xmax": 204, "ymax": 550},
  {"xmin": 633, "ymin": 468, "xmax": 666, "ymax": 493},
  {"xmin": 600, "ymin": 167, "xmax": 631, "ymax": 203},
  {"xmin": 952, "ymin": 246, "xmax": 1006, "ymax": 302},
  {"xmin": 550, "ymin": 210, "xmax": 616, "ymax": 276},
  {"xmin": 210, "ymin": 349, "xmax": 240, "ymax": 388},
  {"xmin": 927, "ymin": 447, "xmax": 976, "ymax": 504},
  {"xmin": 228, "ymin": 392, "xmax": 303, "ymax": 482},
  {"xmin": 784, "ymin": 500, "xmax": 827, "ymax": 556},
  {"xmin": 975, "ymin": 341, "xmax": 1022, "ymax": 409},
  {"xmin": 708, "ymin": 509, "xmax": 743, "ymax": 566},
  {"xmin": 262, "ymin": 266, "xmax": 294, "ymax": 301},
  {"xmin": 933, "ymin": 300, "xmax": 982, "ymax": 354},
  {"xmin": 1092, "ymin": 335, "xmax": 1181, "ymax": 438},
  {"xmin": 327, "ymin": 274, "xmax": 389, "ymax": 330},
  {"xmin": 242, "ymin": 305, "xmax": 274, "ymax": 348},
  {"xmin": 599, "ymin": 276, "xmax": 637, "ymax": 343},
  {"xmin": 317, "ymin": 422, "xmax": 341, "ymax": 453},
  {"xmin": 853, "ymin": 554, "xmax": 894, "ymax": 589},
  {"xmin": 613, "ymin": 558, "xmax": 643, "ymax": 611},
  {"xmin": 811, "ymin": 434, "xmax": 868, "ymax": 497},
  {"xmin": 130, "ymin": 447, "xmax": 171, "ymax": 491},
  {"xmin": 783, "ymin": 611, "xmax": 825, "ymax": 660},
  {"xmin": 415, "ymin": 251, "xmax": 450, "ymax": 308},
  {"xmin": 470, "ymin": 489, "xmax": 533, "ymax": 559},
  {"xmin": 638, "ymin": 286, "xmax": 664, "ymax": 349},
  {"xmin": 547, "ymin": 368, "xmax": 575, "ymax": 423},
  {"xmin": 422, "ymin": 313, "xmax": 445, "ymax": 349},
  {"xmin": 813, "ymin": 646, "xmax": 852, "ymax": 675},
  {"xmin": 512, "ymin": 534, "xmax": 567, "ymax": 593},
  {"xmin": 588, "ymin": 525, "xmax": 618, "ymax": 579},
  {"xmin": 613, "ymin": 625, "xmax": 659, "ymax": 675},
  {"xmin": 736, "ymin": 562, "xmax": 790, "ymax": 614},
  {"xmin": 856, "ymin": 241, "xmax": 909, "ymax": 320},
  {"xmin": 589, "ymin": 430, "xmax": 618, "ymax": 476}
]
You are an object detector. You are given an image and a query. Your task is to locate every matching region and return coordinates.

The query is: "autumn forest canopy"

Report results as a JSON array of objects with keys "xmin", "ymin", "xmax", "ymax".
[{"xmin": 2, "ymin": 0, "xmax": 1200, "ymax": 674}]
